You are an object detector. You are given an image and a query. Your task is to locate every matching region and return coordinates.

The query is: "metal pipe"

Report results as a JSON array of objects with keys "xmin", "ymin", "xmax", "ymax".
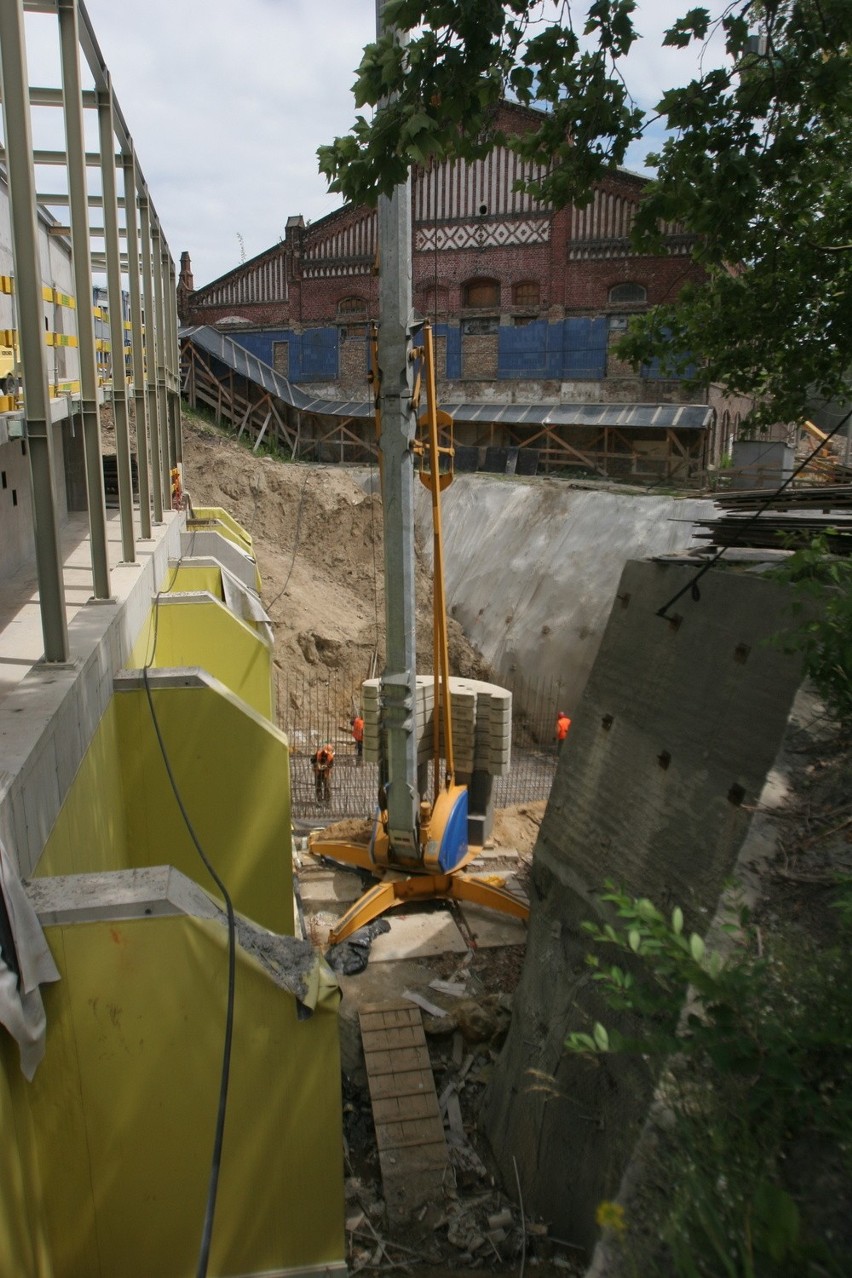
[
  {"xmin": 122, "ymin": 147, "xmax": 151, "ymax": 537},
  {"xmin": 58, "ymin": 0, "xmax": 110, "ymax": 598},
  {"xmin": 0, "ymin": 0, "xmax": 69, "ymax": 661},
  {"xmin": 139, "ymin": 197, "xmax": 163, "ymax": 522},
  {"xmin": 98, "ymin": 79, "xmax": 135, "ymax": 562}
]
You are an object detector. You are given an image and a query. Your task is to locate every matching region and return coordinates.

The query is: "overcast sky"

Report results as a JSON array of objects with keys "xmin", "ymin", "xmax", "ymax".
[{"xmin": 19, "ymin": 1, "xmax": 729, "ymax": 290}]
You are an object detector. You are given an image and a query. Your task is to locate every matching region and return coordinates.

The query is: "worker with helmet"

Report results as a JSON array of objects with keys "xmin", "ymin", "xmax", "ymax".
[
  {"xmin": 555, "ymin": 711, "xmax": 571, "ymax": 754},
  {"xmin": 351, "ymin": 713, "xmax": 364, "ymax": 764},
  {"xmin": 311, "ymin": 744, "xmax": 335, "ymax": 803}
]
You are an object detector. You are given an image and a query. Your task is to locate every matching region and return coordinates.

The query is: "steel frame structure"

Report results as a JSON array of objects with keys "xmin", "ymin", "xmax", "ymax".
[{"xmin": 0, "ymin": 0, "xmax": 181, "ymax": 660}]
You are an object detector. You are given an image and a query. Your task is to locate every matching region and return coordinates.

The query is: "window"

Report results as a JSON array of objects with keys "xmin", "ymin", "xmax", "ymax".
[
  {"xmin": 463, "ymin": 278, "xmax": 499, "ymax": 309},
  {"xmin": 462, "ymin": 316, "xmax": 499, "ymax": 335},
  {"xmin": 513, "ymin": 280, "xmax": 540, "ymax": 308},
  {"xmin": 608, "ymin": 282, "xmax": 646, "ymax": 304},
  {"xmin": 337, "ymin": 295, "xmax": 367, "ymax": 316}
]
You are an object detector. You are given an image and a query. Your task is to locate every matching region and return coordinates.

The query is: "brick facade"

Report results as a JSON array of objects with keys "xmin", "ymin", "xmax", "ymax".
[{"xmin": 182, "ymin": 103, "xmax": 706, "ymax": 400}]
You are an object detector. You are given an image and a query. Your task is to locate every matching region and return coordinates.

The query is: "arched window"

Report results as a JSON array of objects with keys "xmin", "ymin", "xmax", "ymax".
[
  {"xmin": 337, "ymin": 295, "xmax": 367, "ymax": 316},
  {"xmin": 418, "ymin": 283, "xmax": 449, "ymax": 317},
  {"xmin": 513, "ymin": 280, "xmax": 540, "ymax": 308},
  {"xmin": 608, "ymin": 282, "xmax": 647, "ymax": 304},
  {"xmin": 462, "ymin": 278, "xmax": 499, "ymax": 309}
]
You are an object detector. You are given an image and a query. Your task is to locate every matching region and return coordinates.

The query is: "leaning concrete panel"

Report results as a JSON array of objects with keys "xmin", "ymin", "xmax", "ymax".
[{"xmin": 481, "ymin": 560, "xmax": 805, "ymax": 1249}]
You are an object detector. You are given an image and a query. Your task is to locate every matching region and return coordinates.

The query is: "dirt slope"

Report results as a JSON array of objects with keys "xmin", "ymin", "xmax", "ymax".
[{"xmin": 180, "ymin": 411, "xmax": 492, "ymax": 718}]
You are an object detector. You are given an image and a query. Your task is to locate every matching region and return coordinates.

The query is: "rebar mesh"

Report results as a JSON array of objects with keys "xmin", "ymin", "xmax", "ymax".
[{"xmin": 279, "ymin": 665, "xmax": 565, "ymax": 823}]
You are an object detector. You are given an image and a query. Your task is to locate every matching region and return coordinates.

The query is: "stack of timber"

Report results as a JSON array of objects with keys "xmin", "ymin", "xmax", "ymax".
[{"xmin": 696, "ymin": 485, "xmax": 852, "ymax": 556}]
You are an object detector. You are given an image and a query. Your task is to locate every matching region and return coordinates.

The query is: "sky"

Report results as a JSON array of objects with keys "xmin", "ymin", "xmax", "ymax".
[{"xmin": 18, "ymin": 1, "xmax": 730, "ymax": 291}]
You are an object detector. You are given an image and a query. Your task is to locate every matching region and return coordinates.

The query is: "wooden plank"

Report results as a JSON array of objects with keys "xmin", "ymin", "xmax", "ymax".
[
  {"xmin": 376, "ymin": 1116, "xmax": 445, "ymax": 1151},
  {"xmin": 363, "ymin": 1044, "xmax": 431, "ymax": 1075},
  {"xmin": 362, "ymin": 1024, "xmax": 424, "ymax": 1052},
  {"xmin": 360, "ymin": 1002, "xmax": 449, "ymax": 1226},
  {"xmin": 367, "ymin": 1068, "xmax": 434, "ymax": 1100},
  {"xmin": 360, "ymin": 1006, "xmax": 421, "ymax": 1029},
  {"xmin": 372, "ymin": 1092, "xmax": 440, "ymax": 1124}
]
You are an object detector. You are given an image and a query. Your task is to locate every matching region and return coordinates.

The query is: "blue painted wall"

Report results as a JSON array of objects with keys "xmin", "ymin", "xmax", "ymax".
[
  {"xmin": 225, "ymin": 316, "xmax": 689, "ymax": 385},
  {"xmin": 498, "ymin": 318, "xmax": 608, "ymax": 380},
  {"xmin": 230, "ymin": 328, "xmax": 339, "ymax": 382}
]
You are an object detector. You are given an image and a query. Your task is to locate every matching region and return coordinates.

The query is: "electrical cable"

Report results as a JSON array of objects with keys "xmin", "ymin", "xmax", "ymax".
[
  {"xmin": 265, "ymin": 467, "xmax": 311, "ymax": 616},
  {"xmin": 141, "ymin": 547, "xmax": 237, "ymax": 1278},
  {"xmin": 655, "ymin": 406, "xmax": 852, "ymax": 621}
]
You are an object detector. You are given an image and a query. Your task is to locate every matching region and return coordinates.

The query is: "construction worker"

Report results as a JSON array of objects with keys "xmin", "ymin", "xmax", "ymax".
[
  {"xmin": 351, "ymin": 713, "xmax": 364, "ymax": 764},
  {"xmin": 555, "ymin": 711, "xmax": 571, "ymax": 754},
  {"xmin": 310, "ymin": 744, "xmax": 335, "ymax": 803}
]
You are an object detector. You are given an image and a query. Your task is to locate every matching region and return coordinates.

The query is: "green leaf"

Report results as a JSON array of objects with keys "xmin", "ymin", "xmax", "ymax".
[
  {"xmin": 672, "ymin": 907, "xmax": 684, "ymax": 935},
  {"xmin": 592, "ymin": 1022, "xmax": 610, "ymax": 1051},
  {"xmin": 689, "ymin": 933, "xmax": 705, "ymax": 962}
]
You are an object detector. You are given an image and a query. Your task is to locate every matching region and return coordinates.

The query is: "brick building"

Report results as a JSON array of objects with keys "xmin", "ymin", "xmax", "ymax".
[
  {"xmin": 179, "ymin": 102, "xmax": 742, "ymax": 480},
  {"xmin": 181, "ymin": 102, "xmax": 706, "ymax": 402}
]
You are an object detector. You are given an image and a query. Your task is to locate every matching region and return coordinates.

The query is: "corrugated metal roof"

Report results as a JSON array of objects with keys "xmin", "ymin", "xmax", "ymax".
[{"xmin": 181, "ymin": 326, "xmax": 712, "ymax": 432}]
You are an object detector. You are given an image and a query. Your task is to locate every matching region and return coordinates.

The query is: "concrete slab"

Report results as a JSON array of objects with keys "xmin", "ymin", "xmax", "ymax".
[
  {"xmin": 369, "ymin": 909, "xmax": 468, "ymax": 962},
  {"xmin": 457, "ymin": 902, "xmax": 528, "ymax": 949},
  {"xmin": 297, "ymin": 868, "xmax": 365, "ymax": 907}
]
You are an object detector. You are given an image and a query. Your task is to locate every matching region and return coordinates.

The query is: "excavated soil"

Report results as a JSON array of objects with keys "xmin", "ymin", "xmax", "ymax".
[{"xmin": 178, "ymin": 411, "xmax": 492, "ymax": 712}]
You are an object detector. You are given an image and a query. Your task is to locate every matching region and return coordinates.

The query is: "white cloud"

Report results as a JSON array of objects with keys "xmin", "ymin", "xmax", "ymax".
[{"xmin": 17, "ymin": 1, "xmax": 733, "ymax": 286}]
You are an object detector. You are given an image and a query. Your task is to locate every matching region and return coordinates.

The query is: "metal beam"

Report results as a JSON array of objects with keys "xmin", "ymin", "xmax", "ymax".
[
  {"xmin": 98, "ymin": 80, "xmax": 135, "ymax": 563},
  {"xmin": 58, "ymin": 0, "xmax": 110, "ymax": 598},
  {"xmin": 122, "ymin": 147, "xmax": 151, "ymax": 537},
  {"xmin": 139, "ymin": 197, "xmax": 163, "ymax": 522},
  {"xmin": 151, "ymin": 222, "xmax": 171, "ymax": 511},
  {"xmin": 375, "ymin": 0, "xmax": 420, "ymax": 862},
  {"xmin": 0, "ymin": 0, "xmax": 68, "ymax": 660}
]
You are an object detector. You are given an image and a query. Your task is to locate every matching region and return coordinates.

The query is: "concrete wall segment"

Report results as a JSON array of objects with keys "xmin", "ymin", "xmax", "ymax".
[
  {"xmin": 0, "ymin": 516, "xmax": 183, "ymax": 876},
  {"xmin": 414, "ymin": 477, "xmax": 715, "ymax": 715},
  {"xmin": 481, "ymin": 560, "xmax": 807, "ymax": 1246}
]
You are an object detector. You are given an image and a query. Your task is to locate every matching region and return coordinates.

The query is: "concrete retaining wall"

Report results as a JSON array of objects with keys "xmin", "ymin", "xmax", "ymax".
[
  {"xmin": 480, "ymin": 560, "xmax": 805, "ymax": 1248},
  {"xmin": 414, "ymin": 477, "xmax": 715, "ymax": 713}
]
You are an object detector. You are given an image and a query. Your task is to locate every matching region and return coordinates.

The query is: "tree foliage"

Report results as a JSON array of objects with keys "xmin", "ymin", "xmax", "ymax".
[{"xmin": 318, "ymin": 1, "xmax": 852, "ymax": 424}]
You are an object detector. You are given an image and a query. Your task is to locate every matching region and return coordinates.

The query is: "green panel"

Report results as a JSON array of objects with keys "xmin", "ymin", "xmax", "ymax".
[{"xmin": 32, "ymin": 915, "xmax": 343, "ymax": 1278}]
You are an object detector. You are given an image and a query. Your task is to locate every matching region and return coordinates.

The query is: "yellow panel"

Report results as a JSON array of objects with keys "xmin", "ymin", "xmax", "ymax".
[
  {"xmin": 189, "ymin": 506, "xmax": 255, "ymax": 557},
  {"xmin": 36, "ymin": 685, "xmax": 292, "ymax": 936},
  {"xmin": 0, "ymin": 1037, "xmax": 56, "ymax": 1277},
  {"xmin": 30, "ymin": 916, "xmax": 343, "ymax": 1278},
  {"xmin": 168, "ymin": 565, "xmax": 225, "ymax": 599},
  {"xmin": 128, "ymin": 597, "xmax": 272, "ymax": 720}
]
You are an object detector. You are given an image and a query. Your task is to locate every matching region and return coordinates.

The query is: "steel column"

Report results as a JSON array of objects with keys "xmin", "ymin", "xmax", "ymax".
[
  {"xmin": 375, "ymin": 0, "xmax": 420, "ymax": 862},
  {"xmin": 139, "ymin": 198, "xmax": 163, "ymax": 521},
  {"xmin": 98, "ymin": 79, "xmax": 135, "ymax": 562},
  {"xmin": 58, "ymin": 0, "xmax": 110, "ymax": 598},
  {"xmin": 0, "ymin": 0, "xmax": 69, "ymax": 661},
  {"xmin": 122, "ymin": 148, "xmax": 151, "ymax": 537},
  {"xmin": 161, "ymin": 246, "xmax": 177, "ymax": 477},
  {"xmin": 167, "ymin": 255, "xmax": 182, "ymax": 468},
  {"xmin": 152, "ymin": 226, "xmax": 171, "ymax": 509}
]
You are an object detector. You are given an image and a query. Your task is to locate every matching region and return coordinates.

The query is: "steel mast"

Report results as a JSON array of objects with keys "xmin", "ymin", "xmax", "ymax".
[{"xmin": 374, "ymin": 0, "xmax": 421, "ymax": 866}]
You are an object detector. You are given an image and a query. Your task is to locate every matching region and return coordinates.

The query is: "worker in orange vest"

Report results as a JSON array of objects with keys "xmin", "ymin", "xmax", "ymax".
[
  {"xmin": 555, "ymin": 711, "xmax": 571, "ymax": 754},
  {"xmin": 351, "ymin": 714, "xmax": 364, "ymax": 764},
  {"xmin": 311, "ymin": 744, "xmax": 335, "ymax": 803}
]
